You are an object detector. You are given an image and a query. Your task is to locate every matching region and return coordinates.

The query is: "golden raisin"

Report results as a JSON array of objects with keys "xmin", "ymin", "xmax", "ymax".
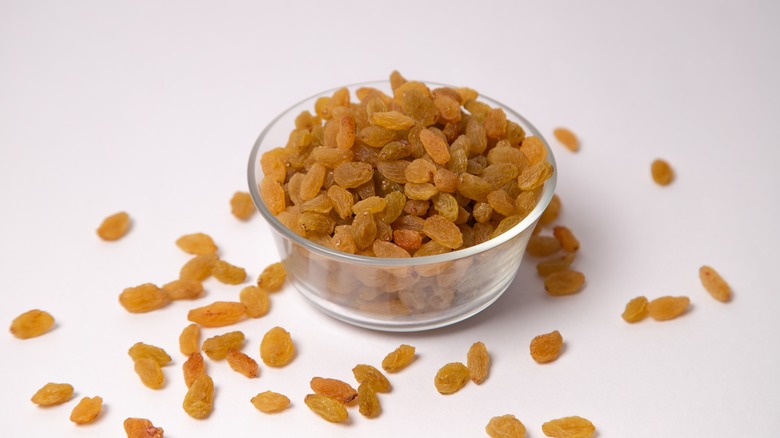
[
  {"xmin": 310, "ymin": 377, "xmax": 358, "ymax": 404},
  {"xmin": 434, "ymin": 362, "xmax": 469, "ymax": 394},
  {"xmin": 647, "ymin": 296, "xmax": 690, "ymax": 321},
  {"xmin": 526, "ymin": 235, "xmax": 562, "ymax": 257},
  {"xmin": 226, "ymin": 348, "xmax": 259, "ymax": 378},
  {"xmin": 553, "ymin": 226, "xmax": 580, "ymax": 252},
  {"xmin": 31, "ymin": 382, "xmax": 73, "ymax": 406},
  {"xmin": 9, "ymin": 309, "xmax": 55, "ymax": 339},
  {"xmin": 182, "ymin": 374, "xmax": 214, "ymax": 419},
  {"xmin": 179, "ymin": 323, "xmax": 201, "ymax": 356},
  {"xmin": 381, "ymin": 344, "xmax": 416, "ymax": 373},
  {"xmin": 183, "ymin": 352, "xmax": 206, "ymax": 387},
  {"xmin": 161, "ymin": 279, "xmax": 204, "ymax": 300},
  {"xmin": 134, "ymin": 357, "xmax": 165, "ymax": 389},
  {"xmin": 536, "ymin": 253, "xmax": 576, "ymax": 277},
  {"xmin": 544, "ymin": 270, "xmax": 585, "ymax": 296},
  {"xmin": 251, "ymin": 391, "xmax": 290, "ymax": 413},
  {"xmin": 179, "ymin": 254, "xmax": 218, "ymax": 281},
  {"xmin": 651, "ymin": 159, "xmax": 674, "ymax": 185},
  {"xmin": 230, "ymin": 191, "xmax": 255, "ymax": 220},
  {"xmin": 240, "ymin": 286, "xmax": 270, "ymax": 318},
  {"xmin": 119, "ymin": 283, "xmax": 170, "ymax": 313},
  {"xmin": 202, "ymin": 331, "xmax": 245, "ymax": 360},
  {"xmin": 423, "ymin": 214, "xmax": 463, "ymax": 249},
  {"xmin": 541, "ymin": 416, "xmax": 596, "ymax": 438},
  {"xmin": 699, "ymin": 265, "xmax": 731, "ymax": 302},
  {"xmin": 466, "ymin": 341, "xmax": 489, "ymax": 384},
  {"xmin": 622, "ymin": 296, "xmax": 649, "ymax": 323},
  {"xmin": 553, "ymin": 127, "xmax": 579, "ymax": 152},
  {"xmin": 212, "ymin": 259, "xmax": 247, "ymax": 284},
  {"xmin": 486, "ymin": 414, "xmax": 527, "ymax": 438},
  {"xmin": 353, "ymin": 364, "xmax": 391, "ymax": 393},
  {"xmin": 97, "ymin": 211, "xmax": 131, "ymax": 241},
  {"xmin": 358, "ymin": 382, "xmax": 381, "ymax": 418},
  {"xmin": 260, "ymin": 177, "xmax": 286, "ymax": 215},
  {"xmin": 304, "ymin": 393, "xmax": 348, "ymax": 423},
  {"xmin": 123, "ymin": 418, "xmax": 164, "ymax": 438},
  {"xmin": 530, "ymin": 330, "xmax": 563, "ymax": 364},
  {"xmin": 260, "ymin": 326, "xmax": 295, "ymax": 367},
  {"xmin": 539, "ymin": 194, "xmax": 561, "ymax": 226},
  {"xmin": 128, "ymin": 343, "xmax": 171, "ymax": 366},
  {"xmin": 175, "ymin": 233, "xmax": 218, "ymax": 255},
  {"xmin": 69, "ymin": 396, "xmax": 103, "ymax": 425},
  {"xmin": 187, "ymin": 301, "xmax": 246, "ymax": 327}
]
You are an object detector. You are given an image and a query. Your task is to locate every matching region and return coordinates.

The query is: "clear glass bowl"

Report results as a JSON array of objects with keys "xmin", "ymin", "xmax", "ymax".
[{"xmin": 248, "ymin": 80, "xmax": 557, "ymax": 331}]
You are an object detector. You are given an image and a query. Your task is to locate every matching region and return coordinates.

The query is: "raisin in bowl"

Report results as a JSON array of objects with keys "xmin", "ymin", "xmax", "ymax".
[{"xmin": 248, "ymin": 79, "xmax": 557, "ymax": 331}]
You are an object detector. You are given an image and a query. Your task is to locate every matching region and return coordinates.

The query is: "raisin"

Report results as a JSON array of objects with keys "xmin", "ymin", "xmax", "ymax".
[
  {"xmin": 251, "ymin": 391, "xmax": 290, "ymax": 413},
  {"xmin": 128, "ymin": 343, "xmax": 171, "ymax": 366},
  {"xmin": 651, "ymin": 159, "xmax": 674, "ymax": 185},
  {"xmin": 434, "ymin": 362, "xmax": 469, "ymax": 394},
  {"xmin": 9, "ymin": 309, "xmax": 54, "ymax": 339},
  {"xmin": 333, "ymin": 161, "xmax": 374, "ymax": 188},
  {"xmin": 526, "ymin": 235, "xmax": 562, "ymax": 257},
  {"xmin": 202, "ymin": 331, "xmax": 245, "ymax": 360},
  {"xmin": 240, "ymin": 286, "xmax": 270, "ymax": 318},
  {"xmin": 381, "ymin": 344, "xmax": 416, "ymax": 373},
  {"xmin": 69, "ymin": 396, "xmax": 103, "ymax": 424},
  {"xmin": 327, "ymin": 185, "xmax": 355, "ymax": 220},
  {"xmin": 699, "ymin": 265, "xmax": 731, "ymax": 302},
  {"xmin": 544, "ymin": 270, "xmax": 585, "ymax": 296},
  {"xmin": 134, "ymin": 357, "xmax": 164, "ymax": 389},
  {"xmin": 119, "ymin": 283, "xmax": 170, "ymax": 313},
  {"xmin": 358, "ymin": 382, "xmax": 381, "ymax": 418},
  {"xmin": 123, "ymin": 417, "xmax": 164, "ymax": 438},
  {"xmin": 553, "ymin": 127, "xmax": 579, "ymax": 152},
  {"xmin": 260, "ymin": 149, "xmax": 288, "ymax": 182},
  {"xmin": 179, "ymin": 323, "xmax": 201, "ymax": 355},
  {"xmin": 353, "ymin": 364, "xmax": 391, "ymax": 392},
  {"xmin": 419, "ymin": 128, "xmax": 451, "ymax": 164},
  {"xmin": 175, "ymin": 233, "xmax": 218, "ymax": 255},
  {"xmin": 226, "ymin": 348, "xmax": 259, "ymax": 378},
  {"xmin": 553, "ymin": 226, "xmax": 580, "ymax": 252},
  {"xmin": 336, "ymin": 114, "xmax": 356, "ymax": 149},
  {"xmin": 187, "ymin": 301, "xmax": 246, "ymax": 327},
  {"xmin": 486, "ymin": 414, "xmax": 527, "ymax": 438},
  {"xmin": 530, "ymin": 330, "xmax": 563, "ymax": 363},
  {"xmin": 622, "ymin": 296, "xmax": 649, "ymax": 323},
  {"xmin": 97, "ymin": 211, "xmax": 131, "ymax": 241},
  {"xmin": 304, "ymin": 394, "xmax": 348, "ymax": 423},
  {"xmin": 371, "ymin": 111, "xmax": 416, "ymax": 130},
  {"xmin": 230, "ymin": 191, "xmax": 255, "ymax": 220},
  {"xmin": 353, "ymin": 195, "xmax": 387, "ymax": 215},
  {"xmin": 260, "ymin": 177, "xmax": 286, "ymax": 215},
  {"xmin": 466, "ymin": 341, "xmax": 489, "ymax": 384},
  {"xmin": 300, "ymin": 163, "xmax": 327, "ymax": 201},
  {"xmin": 423, "ymin": 215, "xmax": 463, "ymax": 249},
  {"xmin": 536, "ymin": 253, "xmax": 576, "ymax": 277},
  {"xmin": 541, "ymin": 416, "xmax": 596, "ymax": 438},
  {"xmin": 488, "ymin": 190, "xmax": 518, "ymax": 216},
  {"xmin": 182, "ymin": 374, "xmax": 214, "ymax": 419},
  {"xmin": 539, "ymin": 194, "xmax": 561, "ymax": 226},
  {"xmin": 647, "ymin": 296, "xmax": 690, "ymax": 321},
  {"xmin": 520, "ymin": 136, "xmax": 547, "ymax": 165},
  {"xmin": 260, "ymin": 327, "xmax": 295, "ymax": 367},
  {"xmin": 31, "ymin": 382, "xmax": 73, "ymax": 406},
  {"xmin": 458, "ymin": 173, "xmax": 493, "ymax": 203},
  {"xmin": 161, "ymin": 279, "xmax": 203, "ymax": 300},
  {"xmin": 180, "ymin": 254, "xmax": 217, "ymax": 281},
  {"xmin": 311, "ymin": 147, "xmax": 354, "ymax": 168},
  {"xmin": 310, "ymin": 377, "xmax": 358, "ymax": 404},
  {"xmin": 183, "ymin": 352, "xmax": 206, "ymax": 387}
]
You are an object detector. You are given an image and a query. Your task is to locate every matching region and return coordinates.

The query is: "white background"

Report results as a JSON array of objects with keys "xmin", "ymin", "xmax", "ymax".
[{"xmin": 1, "ymin": 0, "xmax": 779, "ymax": 436}]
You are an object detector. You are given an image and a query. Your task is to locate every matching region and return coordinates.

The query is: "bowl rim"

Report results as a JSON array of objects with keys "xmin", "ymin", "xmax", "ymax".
[{"xmin": 248, "ymin": 79, "xmax": 557, "ymax": 267}]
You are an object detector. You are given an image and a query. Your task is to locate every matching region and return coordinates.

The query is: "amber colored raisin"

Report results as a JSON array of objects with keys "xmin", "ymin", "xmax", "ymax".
[
  {"xmin": 129, "ymin": 343, "xmax": 172, "ymax": 366},
  {"xmin": 553, "ymin": 226, "xmax": 580, "ymax": 252},
  {"xmin": 304, "ymin": 394, "xmax": 349, "ymax": 423},
  {"xmin": 539, "ymin": 194, "xmax": 561, "ymax": 226},
  {"xmin": 70, "ymin": 396, "xmax": 103, "ymax": 424},
  {"xmin": 333, "ymin": 161, "xmax": 374, "ymax": 188},
  {"xmin": 358, "ymin": 382, "xmax": 381, "ymax": 418},
  {"xmin": 161, "ymin": 279, "xmax": 203, "ymax": 300},
  {"xmin": 488, "ymin": 190, "xmax": 518, "ymax": 216},
  {"xmin": 134, "ymin": 357, "xmax": 164, "ymax": 389},
  {"xmin": 260, "ymin": 177, "xmax": 286, "ymax": 215},
  {"xmin": 622, "ymin": 296, "xmax": 649, "ymax": 323},
  {"xmin": 240, "ymin": 286, "xmax": 270, "ymax": 318},
  {"xmin": 434, "ymin": 362, "xmax": 469, "ymax": 394},
  {"xmin": 536, "ymin": 253, "xmax": 576, "ymax": 277},
  {"xmin": 467, "ymin": 342, "xmax": 489, "ymax": 384},
  {"xmin": 180, "ymin": 254, "xmax": 218, "ymax": 281},
  {"xmin": 371, "ymin": 111, "xmax": 416, "ymax": 130},
  {"xmin": 9, "ymin": 309, "xmax": 55, "ymax": 339},
  {"xmin": 123, "ymin": 417, "xmax": 164, "ymax": 438},
  {"xmin": 392, "ymin": 229, "xmax": 422, "ymax": 252},
  {"xmin": 419, "ymin": 128, "xmax": 451, "ymax": 165},
  {"xmin": 647, "ymin": 296, "xmax": 690, "ymax": 321},
  {"xmin": 310, "ymin": 377, "xmax": 358, "ymax": 404},
  {"xmin": 31, "ymin": 382, "xmax": 73, "ymax": 406},
  {"xmin": 202, "ymin": 331, "xmax": 245, "ymax": 360},
  {"xmin": 353, "ymin": 364, "xmax": 391, "ymax": 392},
  {"xmin": 226, "ymin": 348, "xmax": 259, "ymax": 378},
  {"xmin": 351, "ymin": 210, "xmax": 377, "ymax": 250},
  {"xmin": 187, "ymin": 301, "xmax": 246, "ymax": 327},
  {"xmin": 260, "ymin": 149, "xmax": 288, "ymax": 182},
  {"xmin": 541, "ymin": 416, "xmax": 596, "ymax": 438},
  {"xmin": 336, "ymin": 114, "xmax": 356, "ymax": 149},
  {"xmin": 381, "ymin": 344, "xmax": 416, "ymax": 373},
  {"xmin": 353, "ymin": 195, "xmax": 387, "ymax": 215},
  {"xmin": 182, "ymin": 353, "xmax": 206, "ymax": 388},
  {"xmin": 544, "ymin": 270, "xmax": 585, "ymax": 296},
  {"xmin": 212, "ymin": 259, "xmax": 247, "ymax": 285},
  {"xmin": 97, "ymin": 211, "xmax": 131, "ymax": 241},
  {"xmin": 526, "ymin": 235, "xmax": 562, "ymax": 257},
  {"xmin": 260, "ymin": 326, "xmax": 295, "ymax": 367},
  {"xmin": 311, "ymin": 147, "xmax": 354, "ymax": 168},
  {"xmin": 530, "ymin": 330, "xmax": 563, "ymax": 364},
  {"xmin": 327, "ymin": 185, "xmax": 355, "ymax": 220},
  {"xmin": 251, "ymin": 391, "xmax": 290, "ymax": 413},
  {"xmin": 699, "ymin": 265, "xmax": 731, "ymax": 302},
  {"xmin": 182, "ymin": 374, "xmax": 214, "ymax": 419},
  {"xmin": 372, "ymin": 240, "xmax": 411, "ymax": 258},
  {"xmin": 458, "ymin": 173, "xmax": 493, "ymax": 202},
  {"xmin": 230, "ymin": 191, "xmax": 255, "ymax": 220},
  {"xmin": 651, "ymin": 159, "xmax": 674, "ymax": 185},
  {"xmin": 553, "ymin": 127, "xmax": 579, "ymax": 152},
  {"xmin": 466, "ymin": 118, "xmax": 487, "ymax": 155},
  {"xmin": 486, "ymin": 414, "xmax": 527, "ymax": 438},
  {"xmin": 179, "ymin": 324, "xmax": 200, "ymax": 356},
  {"xmin": 358, "ymin": 125, "xmax": 397, "ymax": 147},
  {"xmin": 423, "ymin": 215, "xmax": 463, "ymax": 249},
  {"xmin": 175, "ymin": 233, "xmax": 218, "ymax": 255},
  {"xmin": 119, "ymin": 283, "xmax": 170, "ymax": 313}
]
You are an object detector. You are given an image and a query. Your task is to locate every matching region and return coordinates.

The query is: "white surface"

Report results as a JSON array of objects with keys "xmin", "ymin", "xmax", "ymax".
[{"xmin": 1, "ymin": 0, "xmax": 779, "ymax": 436}]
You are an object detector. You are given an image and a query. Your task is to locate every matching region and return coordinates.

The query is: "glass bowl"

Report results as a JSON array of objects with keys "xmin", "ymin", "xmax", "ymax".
[{"xmin": 248, "ymin": 80, "xmax": 557, "ymax": 332}]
